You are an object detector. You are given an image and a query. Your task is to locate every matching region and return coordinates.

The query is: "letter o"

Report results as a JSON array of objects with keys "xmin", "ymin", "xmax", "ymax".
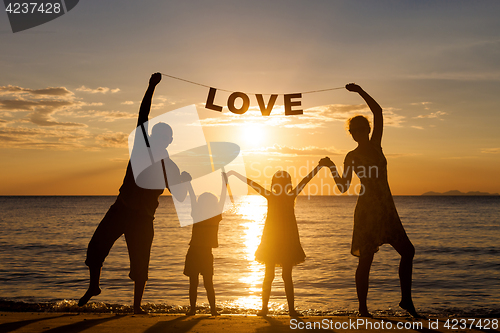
[{"xmin": 228, "ymin": 92, "xmax": 250, "ymax": 114}]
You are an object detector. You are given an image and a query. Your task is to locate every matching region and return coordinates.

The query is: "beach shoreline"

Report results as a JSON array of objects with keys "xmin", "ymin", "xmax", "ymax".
[{"xmin": 1, "ymin": 312, "xmax": 498, "ymax": 333}]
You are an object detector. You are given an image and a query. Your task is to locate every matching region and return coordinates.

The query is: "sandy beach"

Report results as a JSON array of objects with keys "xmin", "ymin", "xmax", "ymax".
[{"xmin": 1, "ymin": 312, "xmax": 497, "ymax": 333}]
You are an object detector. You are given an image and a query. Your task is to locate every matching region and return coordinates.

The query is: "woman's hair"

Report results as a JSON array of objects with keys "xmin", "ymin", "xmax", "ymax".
[
  {"xmin": 271, "ymin": 170, "xmax": 292, "ymax": 194},
  {"xmin": 347, "ymin": 115, "xmax": 371, "ymax": 133}
]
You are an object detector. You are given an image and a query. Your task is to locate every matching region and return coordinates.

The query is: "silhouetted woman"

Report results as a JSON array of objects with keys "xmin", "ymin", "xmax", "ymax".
[{"xmin": 321, "ymin": 83, "xmax": 420, "ymax": 317}]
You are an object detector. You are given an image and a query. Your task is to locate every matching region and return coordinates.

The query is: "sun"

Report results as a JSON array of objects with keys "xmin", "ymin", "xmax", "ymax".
[{"xmin": 241, "ymin": 123, "xmax": 266, "ymax": 146}]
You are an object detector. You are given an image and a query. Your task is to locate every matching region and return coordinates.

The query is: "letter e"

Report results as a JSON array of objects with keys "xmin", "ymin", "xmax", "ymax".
[{"xmin": 284, "ymin": 93, "xmax": 303, "ymax": 115}]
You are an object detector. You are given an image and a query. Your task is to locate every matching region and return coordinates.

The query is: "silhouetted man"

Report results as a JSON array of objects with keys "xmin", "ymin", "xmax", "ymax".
[{"xmin": 78, "ymin": 73, "xmax": 190, "ymax": 313}]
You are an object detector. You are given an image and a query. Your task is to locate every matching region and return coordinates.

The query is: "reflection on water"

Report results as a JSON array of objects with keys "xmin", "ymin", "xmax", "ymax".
[
  {"xmin": 1, "ymin": 196, "xmax": 499, "ymax": 316},
  {"xmin": 232, "ymin": 195, "xmax": 266, "ymax": 310}
]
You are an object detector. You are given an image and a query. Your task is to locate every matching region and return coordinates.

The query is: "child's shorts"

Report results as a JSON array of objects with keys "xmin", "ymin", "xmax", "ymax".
[{"xmin": 183, "ymin": 246, "xmax": 213, "ymax": 277}]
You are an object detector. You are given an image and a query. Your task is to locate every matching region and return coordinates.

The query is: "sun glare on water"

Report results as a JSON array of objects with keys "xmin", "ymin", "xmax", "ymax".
[{"xmin": 232, "ymin": 195, "xmax": 267, "ymax": 310}]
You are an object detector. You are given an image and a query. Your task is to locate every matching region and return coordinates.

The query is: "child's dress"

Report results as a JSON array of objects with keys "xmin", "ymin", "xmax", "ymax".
[{"xmin": 255, "ymin": 193, "xmax": 306, "ymax": 266}]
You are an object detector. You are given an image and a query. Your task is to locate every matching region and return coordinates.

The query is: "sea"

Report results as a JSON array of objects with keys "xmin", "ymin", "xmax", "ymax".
[{"xmin": 0, "ymin": 195, "xmax": 499, "ymax": 317}]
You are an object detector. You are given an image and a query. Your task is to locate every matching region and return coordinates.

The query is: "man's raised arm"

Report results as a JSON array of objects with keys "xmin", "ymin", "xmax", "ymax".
[{"xmin": 137, "ymin": 73, "xmax": 162, "ymax": 127}]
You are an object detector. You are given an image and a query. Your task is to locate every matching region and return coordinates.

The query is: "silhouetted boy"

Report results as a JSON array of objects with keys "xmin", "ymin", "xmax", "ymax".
[{"xmin": 184, "ymin": 173, "xmax": 227, "ymax": 316}]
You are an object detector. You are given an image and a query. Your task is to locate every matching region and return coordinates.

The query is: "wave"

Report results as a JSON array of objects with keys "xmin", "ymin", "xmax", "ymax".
[{"xmin": 1, "ymin": 299, "xmax": 499, "ymax": 318}]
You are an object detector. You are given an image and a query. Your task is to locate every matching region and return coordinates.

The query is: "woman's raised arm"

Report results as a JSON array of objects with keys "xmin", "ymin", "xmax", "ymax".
[{"xmin": 346, "ymin": 83, "xmax": 383, "ymax": 147}]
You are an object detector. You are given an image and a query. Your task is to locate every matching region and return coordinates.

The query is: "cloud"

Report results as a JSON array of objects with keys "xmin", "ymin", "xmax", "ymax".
[
  {"xmin": 481, "ymin": 148, "xmax": 500, "ymax": 154},
  {"xmin": 197, "ymin": 103, "xmax": 406, "ymax": 129},
  {"xmin": 69, "ymin": 110, "xmax": 136, "ymax": 122},
  {"xmin": 0, "ymin": 99, "xmax": 86, "ymax": 127},
  {"xmin": 0, "ymin": 126, "xmax": 90, "ymax": 149},
  {"xmin": 0, "ymin": 85, "xmax": 73, "ymax": 97},
  {"xmin": 76, "ymin": 86, "xmax": 120, "ymax": 94},
  {"xmin": 121, "ymin": 101, "xmax": 134, "ymax": 105},
  {"xmin": 245, "ymin": 144, "xmax": 341, "ymax": 157},
  {"xmin": 408, "ymin": 72, "xmax": 500, "ymax": 81},
  {"xmin": 0, "ymin": 84, "xmax": 128, "ymax": 149},
  {"xmin": 95, "ymin": 132, "xmax": 128, "ymax": 147},
  {"xmin": 411, "ymin": 126, "xmax": 424, "ymax": 130},
  {"xmin": 414, "ymin": 111, "xmax": 448, "ymax": 119}
]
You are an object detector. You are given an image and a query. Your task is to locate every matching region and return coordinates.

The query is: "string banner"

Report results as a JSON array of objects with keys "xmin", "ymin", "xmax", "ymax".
[{"xmin": 161, "ymin": 73, "xmax": 344, "ymax": 116}]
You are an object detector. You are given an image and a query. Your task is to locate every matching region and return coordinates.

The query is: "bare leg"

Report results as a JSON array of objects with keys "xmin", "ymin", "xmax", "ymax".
[
  {"xmin": 133, "ymin": 280, "xmax": 147, "ymax": 314},
  {"xmin": 187, "ymin": 275, "xmax": 199, "ymax": 316},
  {"xmin": 78, "ymin": 266, "xmax": 102, "ymax": 306},
  {"xmin": 282, "ymin": 264, "xmax": 300, "ymax": 317},
  {"xmin": 391, "ymin": 238, "xmax": 422, "ymax": 317},
  {"xmin": 203, "ymin": 274, "xmax": 219, "ymax": 316},
  {"xmin": 356, "ymin": 253, "xmax": 374, "ymax": 317},
  {"xmin": 257, "ymin": 264, "xmax": 275, "ymax": 316}
]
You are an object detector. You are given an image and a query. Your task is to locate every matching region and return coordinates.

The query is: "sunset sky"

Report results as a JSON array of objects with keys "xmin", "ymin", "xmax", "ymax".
[{"xmin": 1, "ymin": 1, "xmax": 499, "ymax": 195}]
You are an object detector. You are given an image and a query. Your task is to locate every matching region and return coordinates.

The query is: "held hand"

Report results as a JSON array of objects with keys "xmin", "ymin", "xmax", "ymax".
[
  {"xmin": 345, "ymin": 83, "xmax": 363, "ymax": 93},
  {"xmin": 319, "ymin": 157, "xmax": 334, "ymax": 167},
  {"xmin": 181, "ymin": 171, "xmax": 192, "ymax": 182},
  {"xmin": 149, "ymin": 72, "xmax": 162, "ymax": 87}
]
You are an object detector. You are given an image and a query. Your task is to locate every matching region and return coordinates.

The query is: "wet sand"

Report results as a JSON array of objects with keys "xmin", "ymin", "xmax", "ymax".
[{"xmin": 1, "ymin": 312, "xmax": 497, "ymax": 332}]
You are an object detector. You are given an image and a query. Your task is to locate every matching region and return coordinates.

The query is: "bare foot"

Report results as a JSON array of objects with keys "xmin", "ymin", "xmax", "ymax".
[
  {"xmin": 256, "ymin": 309, "xmax": 268, "ymax": 316},
  {"xmin": 186, "ymin": 309, "xmax": 196, "ymax": 316},
  {"xmin": 289, "ymin": 310, "xmax": 303, "ymax": 318},
  {"xmin": 134, "ymin": 307, "xmax": 148, "ymax": 315},
  {"xmin": 78, "ymin": 287, "xmax": 101, "ymax": 306},
  {"xmin": 399, "ymin": 301, "xmax": 424, "ymax": 319},
  {"xmin": 357, "ymin": 311, "xmax": 373, "ymax": 318}
]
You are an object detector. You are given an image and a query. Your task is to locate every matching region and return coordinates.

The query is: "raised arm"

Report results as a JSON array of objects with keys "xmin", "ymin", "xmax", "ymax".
[
  {"xmin": 226, "ymin": 170, "xmax": 271, "ymax": 197},
  {"xmin": 293, "ymin": 164, "xmax": 323, "ymax": 196},
  {"xmin": 320, "ymin": 156, "xmax": 354, "ymax": 193},
  {"xmin": 137, "ymin": 73, "xmax": 162, "ymax": 127},
  {"xmin": 218, "ymin": 172, "xmax": 228, "ymax": 212},
  {"xmin": 346, "ymin": 83, "xmax": 383, "ymax": 147},
  {"xmin": 187, "ymin": 181, "xmax": 197, "ymax": 208},
  {"xmin": 168, "ymin": 171, "xmax": 191, "ymax": 202}
]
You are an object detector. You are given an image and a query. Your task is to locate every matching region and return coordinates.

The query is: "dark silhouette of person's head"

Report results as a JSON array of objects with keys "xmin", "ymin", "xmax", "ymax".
[
  {"xmin": 271, "ymin": 170, "xmax": 293, "ymax": 195},
  {"xmin": 196, "ymin": 192, "xmax": 220, "ymax": 218},
  {"xmin": 151, "ymin": 122, "xmax": 173, "ymax": 149},
  {"xmin": 347, "ymin": 115, "xmax": 371, "ymax": 143}
]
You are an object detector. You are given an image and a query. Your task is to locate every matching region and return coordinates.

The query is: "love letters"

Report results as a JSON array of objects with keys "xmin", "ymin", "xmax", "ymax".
[{"xmin": 205, "ymin": 87, "xmax": 303, "ymax": 116}]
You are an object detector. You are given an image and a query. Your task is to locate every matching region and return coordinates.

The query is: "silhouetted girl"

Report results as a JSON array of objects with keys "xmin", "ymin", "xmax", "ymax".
[
  {"xmin": 321, "ymin": 83, "xmax": 420, "ymax": 318},
  {"xmin": 227, "ymin": 163, "xmax": 322, "ymax": 317}
]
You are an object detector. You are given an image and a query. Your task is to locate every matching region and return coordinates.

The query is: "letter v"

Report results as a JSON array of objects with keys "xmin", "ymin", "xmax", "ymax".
[{"xmin": 255, "ymin": 94, "xmax": 278, "ymax": 116}]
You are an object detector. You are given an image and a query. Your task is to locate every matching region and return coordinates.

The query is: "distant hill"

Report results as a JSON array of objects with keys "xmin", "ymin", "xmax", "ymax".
[{"xmin": 422, "ymin": 190, "xmax": 499, "ymax": 196}]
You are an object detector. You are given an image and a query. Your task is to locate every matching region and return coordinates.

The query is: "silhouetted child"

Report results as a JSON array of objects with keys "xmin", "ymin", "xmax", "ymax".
[
  {"xmin": 227, "ymin": 162, "xmax": 323, "ymax": 317},
  {"xmin": 184, "ymin": 173, "xmax": 228, "ymax": 316}
]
